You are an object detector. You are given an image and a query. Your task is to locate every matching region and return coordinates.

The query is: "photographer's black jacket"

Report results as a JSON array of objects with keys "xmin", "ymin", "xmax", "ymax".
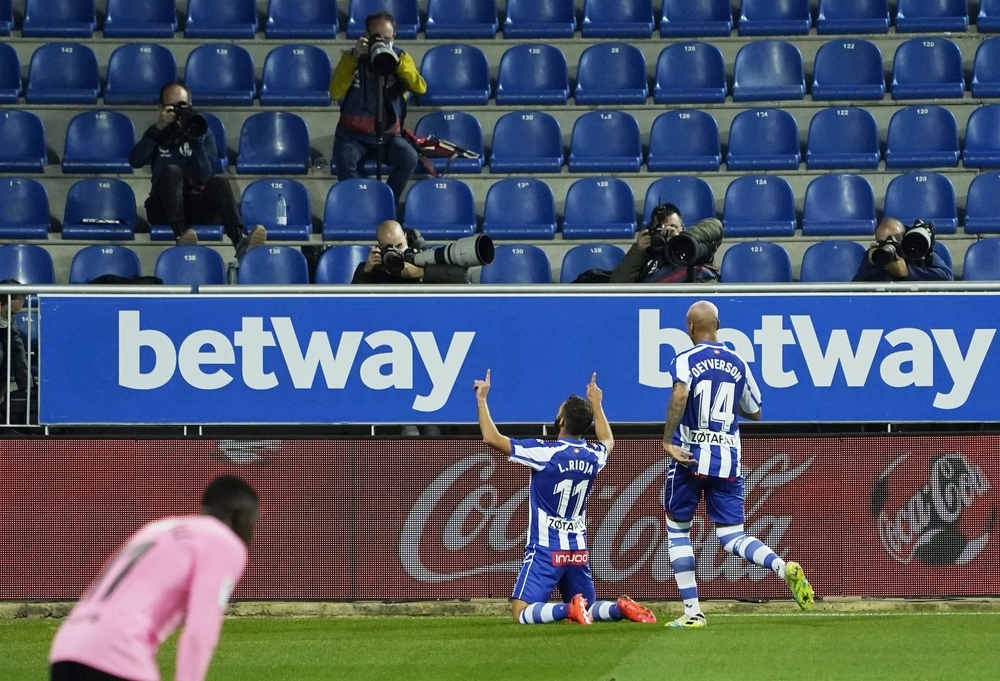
[
  {"xmin": 129, "ymin": 125, "xmax": 217, "ymax": 187},
  {"xmin": 610, "ymin": 244, "xmax": 721, "ymax": 284},
  {"xmin": 853, "ymin": 251, "xmax": 953, "ymax": 282},
  {"xmin": 351, "ymin": 262, "xmax": 468, "ymax": 284}
]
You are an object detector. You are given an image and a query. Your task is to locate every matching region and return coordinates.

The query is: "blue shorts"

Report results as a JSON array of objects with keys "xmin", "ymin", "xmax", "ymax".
[
  {"xmin": 510, "ymin": 548, "xmax": 596, "ymax": 604},
  {"xmin": 663, "ymin": 461, "xmax": 745, "ymax": 525}
]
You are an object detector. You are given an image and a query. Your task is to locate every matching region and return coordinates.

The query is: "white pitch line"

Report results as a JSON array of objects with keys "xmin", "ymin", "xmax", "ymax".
[{"xmin": 711, "ymin": 611, "xmax": 1000, "ymax": 618}]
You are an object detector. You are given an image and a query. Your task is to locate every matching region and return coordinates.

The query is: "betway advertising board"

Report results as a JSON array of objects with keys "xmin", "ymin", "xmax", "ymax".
[{"xmin": 39, "ymin": 292, "xmax": 1000, "ymax": 424}]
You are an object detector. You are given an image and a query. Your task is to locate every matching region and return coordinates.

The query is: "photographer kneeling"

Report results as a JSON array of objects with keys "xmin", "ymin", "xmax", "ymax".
[
  {"xmin": 351, "ymin": 220, "xmax": 493, "ymax": 284},
  {"xmin": 610, "ymin": 204, "xmax": 723, "ymax": 283},
  {"xmin": 854, "ymin": 217, "xmax": 953, "ymax": 282}
]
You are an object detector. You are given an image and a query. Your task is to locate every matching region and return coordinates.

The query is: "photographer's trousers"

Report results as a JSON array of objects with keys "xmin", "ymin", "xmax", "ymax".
[{"xmin": 145, "ymin": 166, "xmax": 246, "ymax": 246}]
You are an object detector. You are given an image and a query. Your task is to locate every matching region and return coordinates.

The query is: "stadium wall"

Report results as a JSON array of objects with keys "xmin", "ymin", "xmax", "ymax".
[{"xmin": 2, "ymin": 436, "xmax": 996, "ymax": 601}]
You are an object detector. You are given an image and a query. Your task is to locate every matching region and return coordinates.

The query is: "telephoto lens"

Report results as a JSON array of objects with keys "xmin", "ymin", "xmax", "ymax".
[
  {"xmin": 871, "ymin": 243, "xmax": 899, "ymax": 268},
  {"xmin": 900, "ymin": 220, "xmax": 934, "ymax": 261},
  {"xmin": 368, "ymin": 35, "xmax": 399, "ymax": 76}
]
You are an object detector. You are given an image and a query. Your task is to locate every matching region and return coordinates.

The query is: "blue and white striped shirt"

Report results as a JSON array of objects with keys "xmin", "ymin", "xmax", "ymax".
[
  {"xmin": 668, "ymin": 341, "xmax": 762, "ymax": 478},
  {"xmin": 509, "ymin": 438, "xmax": 609, "ymax": 551}
]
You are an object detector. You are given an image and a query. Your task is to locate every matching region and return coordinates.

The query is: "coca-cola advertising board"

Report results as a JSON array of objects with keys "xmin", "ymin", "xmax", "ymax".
[{"xmin": 1, "ymin": 437, "xmax": 997, "ymax": 600}]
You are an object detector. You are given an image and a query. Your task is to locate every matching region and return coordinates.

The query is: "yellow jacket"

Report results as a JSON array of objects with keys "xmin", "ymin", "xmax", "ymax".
[{"xmin": 329, "ymin": 50, "xmax": 427, "ymax": 102}]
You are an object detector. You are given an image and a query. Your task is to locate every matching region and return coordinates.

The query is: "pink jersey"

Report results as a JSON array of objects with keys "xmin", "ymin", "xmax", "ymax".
[{"xmin": 50, "ymin": 515, "xmax": 247, "ymax": 681}]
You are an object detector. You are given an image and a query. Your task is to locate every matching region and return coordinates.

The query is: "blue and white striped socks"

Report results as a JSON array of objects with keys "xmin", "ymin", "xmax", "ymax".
[
  {"xmin": 717, "ymin": 524, "xmax": 786, "ymax": 578},
  {"xmin": 589, "ymin": 600, "xmax": 623, "ymax": 621},
  {"xmin": 667, "ymin": 518, "xmax": 702, "ymax": 617},
  {"xmin": 518, "ymin": 602, "xmax": 569, "ymax": 624}
]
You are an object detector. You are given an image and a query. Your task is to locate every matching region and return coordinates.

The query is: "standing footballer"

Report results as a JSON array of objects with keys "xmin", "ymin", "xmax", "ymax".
[
  {"xmin": 661, "ymin": 301, "xmax": 814, "ymax": 627},
  {"xmin": 475, "ymin": 369, "xmax": 656, "ymax": 626},
  {"xmin": 49, "ymin": 475, "xmax": 259, "ymax": 681}
]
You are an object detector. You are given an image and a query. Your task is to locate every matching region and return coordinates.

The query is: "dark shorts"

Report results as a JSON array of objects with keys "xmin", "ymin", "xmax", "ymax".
[
  {"xmin": 51, "ymin": 662, "xmax": 132, "ymax": 681},
  {"xmin": 510, "ymin": 548, "xmax": 596, "ymax": 604},
  {"xmin": 663, "ymin": 460, "xmax": 745, "ymax": 525}
]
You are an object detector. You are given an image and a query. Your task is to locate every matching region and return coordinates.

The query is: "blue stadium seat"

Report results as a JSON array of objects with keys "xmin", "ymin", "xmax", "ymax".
[
  {"xmin": 582, "ymin": 0, "xmax": 654, "ymax": 37},
  {"xmin": 0, "ymin": 0, "xmax": 11, "ymax": 35},
  {"xmin": 495, "ymin": 45, "xmax": 569, "ymax": 105},
  {"xmin": 68, "ymin": 245, "xmax": 141, "ymax": 283},
  {"xmin": 660, "ymin": 0, "xmax": 732, "ymax": 37},
  {"xmin": 961, "ymin": 239, "xmax": 1000, "ymax": 280},
  {"xmin": 567, "ymin": 111, "xmax": 642, "ymax": 173},
  {"xmin": 963, "ymin": 173, "xmax": 1000, "ymax": 233},
  {"xmin": 817, "ymin": 0, "xmax": 890, "ymax": 33},
  {"xmin": 504, "ymin": 0, "xmax": 575, "ymax": 38},
  {"xmin": 799, "ymin": 241, "xmax": 867, "ymax": 282},
  {"xmin": 647, "ymin": 110, "xmax": 721, "ymax": 172},
  {"xmin": 884, "ymin": 172, "xmax": 958, "ymax": 233},
  {"xmin": 721, "ymin": 242, "xmax": 792, "ymax": 283},
  {"xmin": 403, "ymin": 178, "xmax": 476, "ymax": 239},
  {"xmin": 186, "ymin": 0, "xmax": 257, "ymax": 38},
  {"xmin": 723, "ymin": 175, "xmax": 797, "ymax": 237},
  {"xmin": 559, "ymin": 244, "xmax": 627, "ymax": 283},
  {"xmin": 963, "ymin": 105, "xmax": 1000, "ymax": 169},
  {"xmin": 482, "ymin": 178, "xmax": 557, "ymax": 240},
  {"xmin": 811, "ymin": 39, "xmax": 886, "ymax": 100},
  {"xmin": 0, "ymin": 244, "xmax": 55, "ymax": 283},
  {"xmin": 653, "ymin": 42, "xmax": 727, "ymax": 104},
  {"xmin": 489, "ymin": 112, "xmax": 563, "ymax": 173},
  {"xmin": 426, "ymin": 0, "xmax": 498, "ymax": 38},
  {"xmin": 895, "ymin": 0, "xmax": 968, "ymax": 33},
  {"xmin": 884, "ymin": 105, "xmax": 959, "ymax": 169},
  {"xmin": 347, "ymin": 0, "xmax": 420, "ymax": 39},
  {"xmin": 0, "ymin": 111, "xmax": 47, "ymax": 173},
  {"xmin": 241, "ymin": 179, "xmax": 312, "ymax": 241},
  {"xmin": 22, "ymin": 0, "xmax": 96, "ymax": 37},
  {"xmin": 480, "ymin": 245, "xmax": 551, "ymax": 284},
  {"xmin": 237, "ymin": 246, "xmax": 309, "ymax": 285},
  {"xmin": 25, "ymin": 43, "xmax": 100, "ymax": 104},
  {"xmin": 184, "ymin": 44, "xmax": 256, "ymax": 106},
  {"xmin": 418, "ymin": 45, "xmax": 491, "ymax": 106},
  {"xmin": 104, "ymin": 0, "xmax": 177, "ymax": 38},
  {"xmin": 149, "ymin": 223, "xmax": 224, "ymax": 242},
  {"xmin": 801, "ymin": 174, "xmax": 876, "ymax": 236},
  {"xmin": 891, "ymin": 38, "xmax": 964, "ymax": 100},
  {"xmin": 202, "ymin": 112, "xmax": 228, "ymax": 174},
  {"xmin": 980, "ymin": 0, "xmax": 1000, "ymax": 32},
  {"xmin": 731, "ymin": 41, "xmax": 805, "ymax": 101},
  {"xmin": 726, "ymin": 108, "xmax": 801, "ymax": 171},
  {"xmin": 575, "ymin": 44, "xmax": 649, "ymax": 105},
  {"xmin": 413, "ymin": 112, "xmax": 485, "ymax": 173},
  {"xmin": 739, "ymin": 0, "xmax": 811, "ymax": 35},
  {"xmin": 260, "ymin": 45, "xmax": 332, "ymax": 107},
  {"xmin": 103, "ymin": 44, "xmax": 176, "ymax": 105},
  {"xmin": 315, "ymin": 245, "xmax": 371, "ymax": 284},
  {"xmin": 266, "ymin": 0, "xmax": 339, "ymax": 38},
  {"xmin": 643, "ymin": 177, "xmax": 716, "ymax": 226},
  {"xmin": 971, "ymin": 38, "xmax": 1000, "ymax": 98},
  {"xmin": 0, "ymin": 43, "xmax": 19, "ymax": 103},
  {"xmin": 562, "ymin": 177, "xmax": 637, "ymax": 239},
  {"xmin": 154, "ymin": 246, "xmax": 226, "ymax": 286},
  {"xmin": 806, "ymin": 107, "xmax": 880, "ymax": 170},
  {"xmin": 237, "ymin": 112, "xmax": 310, "ymax": 175},
  {"xmin": 0, "ymin": 179, "xmax": 50, "ymax": 239},
  {"xmin": 322, "ymin": 180, "xmax": 396, "ymax": 240},
  {"xmin": 61, "ymin": 178, "xmax": 137, "ymax": 240},
  {"xmin": 62, "ymin": 111, "xmax": 135, "ymax": 174}
]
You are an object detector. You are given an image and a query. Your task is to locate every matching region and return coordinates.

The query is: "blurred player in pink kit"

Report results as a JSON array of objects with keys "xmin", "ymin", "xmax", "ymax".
[{"xmin": 49, "ymin": 476, "xmax": 259, "ymax": 681}]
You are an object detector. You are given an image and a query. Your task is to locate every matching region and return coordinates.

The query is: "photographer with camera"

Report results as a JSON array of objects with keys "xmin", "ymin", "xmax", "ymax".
[
  {"xmin": 853, "ymin": 217, "xmax": 953, "ymax": 282},
  {"xmin": 129, "ymin": 82, "xmax": 266, "ymax": 259},
  {"xmin": 330, "ymin": 12, "xmax": 427, "ymax": 204},
  {"xmin": 352, "ymin": 220, "xmax": 493, "ymax": 284},
  {"xmin": 610, "ymin": 204, "xmax": 723, "ymax": 284}
]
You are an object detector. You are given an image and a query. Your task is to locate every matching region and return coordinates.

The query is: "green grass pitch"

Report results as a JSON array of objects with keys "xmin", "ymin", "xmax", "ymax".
[{"xmin": 3, "ymin": 612, "xmax": 999, "ymax": 681}]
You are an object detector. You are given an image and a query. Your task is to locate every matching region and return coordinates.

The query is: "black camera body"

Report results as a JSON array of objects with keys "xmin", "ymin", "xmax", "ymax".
[
  {"xmin": 164, "ymin": 101, "xmax": 208, "ymax": 144},
  {"xmin": 380, "ymin": 245, "xmax": 412, "ymax": 276},
  {"xmin": 871, "ymin": 219, "xmax": 936, "ymax": 269},
  {"xmin": 647, "ymin": 204, "xmax": 673, "ymax": 252}
]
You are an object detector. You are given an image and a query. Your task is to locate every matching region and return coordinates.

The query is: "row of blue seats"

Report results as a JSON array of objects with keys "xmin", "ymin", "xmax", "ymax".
[
  {"xmin": 4, "ymin": 0, "xmax": 1000, "ymax": 40},
  {"xmin": 8, "ymin": 37, "xmax": 1000, "ymax": 108},
  {"xmin": 6, "ymin": 238, "xmax": 1000, "ymax": 290},
  {"xmin": 6, "ymin": 170, "xmax": 1000, "ymax": 242},
  {"xmin": 9, "ymin": 104, "xmax": 1000, "ymax": 179}
]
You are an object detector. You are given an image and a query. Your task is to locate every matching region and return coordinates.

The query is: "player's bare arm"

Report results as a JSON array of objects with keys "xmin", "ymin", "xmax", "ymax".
[
  {"xmin": 662, "ymin": 382, "xmax": 695, "ymax": 465},
  {"xmin": 738, "ymin": 405, "xmax": 762, "ymax": 421},
  {"xmin": 474, "ymin": 369, "xmax": 512, "ymax": 455},
  {"xmin": 586, "ymin": 372, "xmax": 614, "ymax": 452}
]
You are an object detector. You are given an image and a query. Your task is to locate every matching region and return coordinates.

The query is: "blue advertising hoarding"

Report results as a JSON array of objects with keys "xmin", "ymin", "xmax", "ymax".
[{"xmin": 38, "ymin": 291, "xmax": 1000, "ymax": 424}]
